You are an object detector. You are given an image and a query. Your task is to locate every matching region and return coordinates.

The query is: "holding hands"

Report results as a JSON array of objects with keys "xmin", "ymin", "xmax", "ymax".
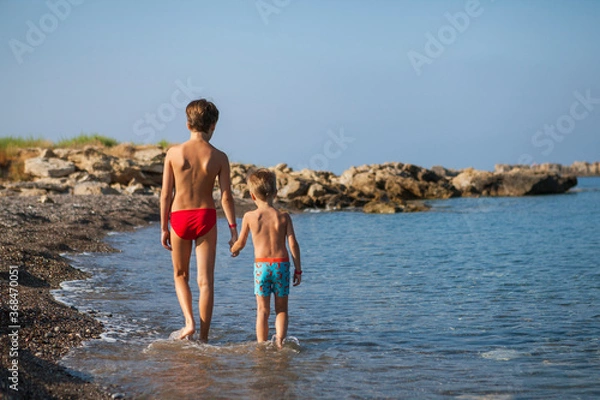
[
  {"xmin": 293, "ymin": 269, "xmax": 302, "ymax": 286},
  {"xmin": 229, "ymin": 223, "xmax": 240, "ymax": 257}
]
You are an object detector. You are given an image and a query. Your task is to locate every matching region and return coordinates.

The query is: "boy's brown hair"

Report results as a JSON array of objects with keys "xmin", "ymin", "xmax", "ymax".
[
  {"xmin": 247, "ymin": 169, "xmax": 277, "ymax": 201},
  {"xmin": 186, "ymin": 99, "xmax": 219, "ymax": 133}
]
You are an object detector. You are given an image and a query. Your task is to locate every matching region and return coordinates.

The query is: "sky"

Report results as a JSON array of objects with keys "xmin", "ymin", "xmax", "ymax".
[{"xmin": 1, "ymin": 0, "xmax": 599, "ymax": 174}]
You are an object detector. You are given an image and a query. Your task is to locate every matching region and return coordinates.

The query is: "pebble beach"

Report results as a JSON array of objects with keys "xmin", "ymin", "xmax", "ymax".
[{"xmin": 0, "ymin": 195, "xmax": 159, "ymax": 399}]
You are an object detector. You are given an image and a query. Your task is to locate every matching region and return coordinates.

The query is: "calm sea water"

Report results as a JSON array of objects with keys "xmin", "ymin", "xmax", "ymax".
[{"xmin": 55, "ymin": 178, "xmax": 600, "ymax": 399}]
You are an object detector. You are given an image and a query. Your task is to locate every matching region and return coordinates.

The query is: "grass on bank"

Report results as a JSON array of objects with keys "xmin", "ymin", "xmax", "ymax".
[
  {"xmin": 1, "ymin": 133, "xmax": 173, "ymax": 152},
  {"xmin": 0, "ymin": 136, "xmax": 52, "ymax": 151},
  {"xmin": 0, "ymin": 134, "xmax": 173, "ymax": 180},
  {"xmin": 0, "ymin": 136, "xmax": 52, "ymax": 169},
  {"xmin": 56, "ymin": 133, "xmax": 119, "ymax": 148},
  {"xmin": 157, "ymin": 139, "xmax": 170, "ymax": 149}
]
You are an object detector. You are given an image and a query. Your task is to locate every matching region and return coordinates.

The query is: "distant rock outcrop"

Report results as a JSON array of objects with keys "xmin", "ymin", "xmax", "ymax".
[
  {"xmin": 0, "ymin": 146, "xmax": 583, "ymax": 213},
  {"xmin": 453, "ymin": 168, "xmax": 577, "ymax": 197},
  {"xmin": 495, "ymin": 161, "xmax": 600, "ymax": 177}
]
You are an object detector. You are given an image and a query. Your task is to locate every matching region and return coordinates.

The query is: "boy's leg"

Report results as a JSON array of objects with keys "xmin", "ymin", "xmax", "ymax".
[
  {"xmin": 256, "ymin": 295, "xmax": 270, "ymax": 343},
  {"xmin": 274, "ymin": 295, "xmax": 289, "ymax": 348},
  {"xmin": 170, "ymin": 231, "xmax": 195, "ymax": 339},
  {"xmin": 195, "ymin": 225, "xmax": 217, "ymax": 342}
]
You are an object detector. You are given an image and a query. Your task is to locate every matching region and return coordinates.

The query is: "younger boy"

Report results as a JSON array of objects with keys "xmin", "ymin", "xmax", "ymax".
[{"xmin": 230, "ymin": 169, "xmax": 302, "ymax": 349}]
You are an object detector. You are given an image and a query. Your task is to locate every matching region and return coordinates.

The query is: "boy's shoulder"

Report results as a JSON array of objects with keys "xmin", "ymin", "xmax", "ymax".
[
  {"xmin": 205, "ymin": 144, "xmax": 228, "ymax": 161},
  {"xmin": 169, "ymin": 141, "xmax": 228, "ymax": 159},
  {"xmin": 272, "ymin": 207, "xmax": 292, "ymax": 224},
  {"xmin": 243, "ymin": 208, "xmax": 259, "ymax": 219},
  {"xmin": 165, "ymin": 143, "xmax": 182, "ymax": 159},
  {"xmin": 275, "ymin": 208, "xmax": 290, "ymax": 218}
]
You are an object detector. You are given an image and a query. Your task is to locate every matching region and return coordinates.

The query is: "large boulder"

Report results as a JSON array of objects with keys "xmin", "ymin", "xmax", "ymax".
[
  {"xmin": 134, "ymin": 147, "xmax": 164, "ymax": 162},
  {"xmin": 278, "ymin": 176, "xmax": 310, "ymax": 199},
  {"xmin": 67, "ymin": 147, "xmax": 113, "ymax": 172},
  {"xmin": 451, "ymin": 169, "xmax": 497, "ymax": 196},
  {"xmin": 350, "ymin": 171, "xmax": 378, "ymax": 196},
  {"xmin": 431, "ymin": 165, "xmax": 460, "ymax": 178},
  {"xmin": 384, "ymin": 177, "xmax": 422, "ymax": 199},
  {"xmin": 453, "ymin": 168, "xmax": 577, "ymax": 196},
  {"xmin": 307, "ymin": 183, "xmax": 328, "ymax": 199},
  {"xmin": 110, "ymin": 159, "xmax": 145, "ymax": 185},
  {"xmin": 287, "ymin": 195, "xmax": 315, "ymax": 209},
  {"xmin": 363, "ymin": 200, "xmax": 400, "ymax": 214},
  {"xmin": 135, "ymin": 147, "xmax": 165, "ymax": 174},
  {"xmin": 24, "ymin": 157, "xmax": 76, "ymax": 178},
  {"xmin": 320, "ymin": 193, "xmax": 354, "ymax": 210},
  {"xmin": 499, "ymin": 170, "xmax": 577, "ymax": 196},
  {"xmin": 66, "ymin": 147, "xmax": 114, "ymax": 182}
]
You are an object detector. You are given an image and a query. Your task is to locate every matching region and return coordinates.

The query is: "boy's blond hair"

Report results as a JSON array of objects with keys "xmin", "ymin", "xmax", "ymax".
[
  {"xmin": 247, "ymin": 169, "xmax": 277, "ymax": 201},
  {"xmin": 186, "ymin": 99, "xmax": 219, "ymax": 133}
]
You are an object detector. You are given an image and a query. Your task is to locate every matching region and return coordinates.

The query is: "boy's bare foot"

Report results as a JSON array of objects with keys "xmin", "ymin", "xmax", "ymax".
[
  {"xmin": 171, "ymin": 326, "xmax": 195, "ymax": 340},
  {"xmin": 275, "ymin": 336, "xmax": 284, "ymax": 350}
]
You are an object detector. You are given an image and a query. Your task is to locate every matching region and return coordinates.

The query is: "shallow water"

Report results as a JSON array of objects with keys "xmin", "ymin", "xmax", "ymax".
[{"xmin": 55, "ymin": 178, "xmax": 600, "ymax": 399}]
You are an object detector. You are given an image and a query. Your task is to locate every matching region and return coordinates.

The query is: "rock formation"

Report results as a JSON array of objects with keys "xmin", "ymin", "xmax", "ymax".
[
  {"xmin": 495, "ymin": 161, "xmax": 600, "ymax": 177},
  {"xmin": 0, "ymin": 146, "xmax": 583, "ymax": 214}
]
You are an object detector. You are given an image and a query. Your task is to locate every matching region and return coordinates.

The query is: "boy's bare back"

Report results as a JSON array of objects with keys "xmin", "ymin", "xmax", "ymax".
[
  {"xmin": 164, "ymin": 139, "xmax": 230, "ymax": 212},
  {"xmin": 244, "ymin": 207, "xmax": 291, "ymax": 259}
]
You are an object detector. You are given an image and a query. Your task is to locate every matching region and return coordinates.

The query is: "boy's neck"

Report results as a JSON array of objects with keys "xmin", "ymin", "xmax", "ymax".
[
  {"xmin": 255, "ymin": 198, "xmax": 275, "ymax": 209},
  {"xmin": 190, "ymin": 130, "xmax": 211, "ymax": 142}
]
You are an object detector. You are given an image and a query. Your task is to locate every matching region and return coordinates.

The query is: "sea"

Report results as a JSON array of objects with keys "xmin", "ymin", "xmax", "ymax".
[{"xmin": 53, "ymin": 177, "xmax": 600, "ymax": 399}]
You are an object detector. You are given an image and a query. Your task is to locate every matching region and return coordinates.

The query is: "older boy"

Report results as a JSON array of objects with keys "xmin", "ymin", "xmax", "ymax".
[
  {"xmin": 161, "ymin": 99, "xmax": 238, "ymax": 342},
  {"xmin": 230, "ymin": 169, "xmax": 302, "ymax": 349}
]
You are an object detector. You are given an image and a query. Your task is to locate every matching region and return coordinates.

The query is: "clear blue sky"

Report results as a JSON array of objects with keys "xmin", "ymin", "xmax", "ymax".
[{"xmin": 1, "ymin": 0, "xmax": 599, "ymax": 173}]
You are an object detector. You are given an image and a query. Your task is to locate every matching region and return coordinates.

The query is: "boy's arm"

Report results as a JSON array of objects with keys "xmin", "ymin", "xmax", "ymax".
[
  {"xmin": 286, "ymin": 214, "xmax": 302, "ymax": 286},
  {"xmin": 230, "ymin": 214, "xmax": 250, "ymax": 256},
  {"xmin": 218, "ymin": 152, "xmax": 238, "ymax": 246},
  {"xmin": 160, "ymin": 150, "xmax": 174, "ymax": 251}
]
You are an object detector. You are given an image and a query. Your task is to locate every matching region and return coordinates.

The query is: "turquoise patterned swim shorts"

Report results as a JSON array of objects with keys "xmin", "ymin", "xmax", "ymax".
[{"xmin": 254, "ymin": 257, "xmax": 291, "ymax": 297}]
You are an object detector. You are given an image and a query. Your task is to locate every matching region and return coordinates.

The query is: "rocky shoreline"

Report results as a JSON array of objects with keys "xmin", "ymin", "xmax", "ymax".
[{"xmin": 1, "ymin": 145, "xmax": 588, "ymax": 214}]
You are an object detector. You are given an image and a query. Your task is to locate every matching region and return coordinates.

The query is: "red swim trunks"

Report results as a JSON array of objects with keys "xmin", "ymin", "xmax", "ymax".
[{"xmin": 170, "ymin": 208, "xmax": 217, "ymax": 240}]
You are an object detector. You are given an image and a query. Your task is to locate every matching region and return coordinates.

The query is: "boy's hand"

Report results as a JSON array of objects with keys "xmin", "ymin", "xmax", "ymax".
[
  {"xmin": 228, "ymin": 229, "xmax": 238, "ymax": 248},
  {"xmin": 230, "ymin": 250, "xmax": 239, "ymax": 258},
  {"xmin": 293, "ymin": 271, "xmax": 302, "ymax": 286},
  {"xmin": 161, "ymin": 230, "xmax": 172, "ymax": 251}
]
